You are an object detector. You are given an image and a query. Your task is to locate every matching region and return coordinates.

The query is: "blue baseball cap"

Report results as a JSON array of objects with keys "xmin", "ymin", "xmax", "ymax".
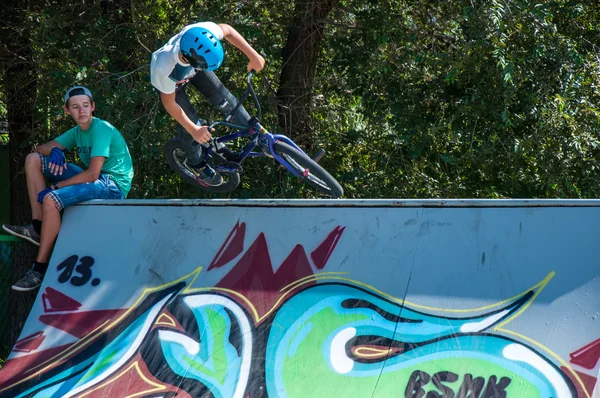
[{"xmin": 64, "ymin": 86, "xmax": 93, "ymax": 105}]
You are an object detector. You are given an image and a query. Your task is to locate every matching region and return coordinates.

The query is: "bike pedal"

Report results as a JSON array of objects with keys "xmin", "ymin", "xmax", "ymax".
[
  {"xmin": 313, "ymin": 148, "xmax": 325, "ymax": 163},
  {"xmin": 183, "ymin": 159, "xmax": 199, "ymax": 177},
  {"xmin": 219, "ymin": 161, "xmax": 243, "ymax": 174}
]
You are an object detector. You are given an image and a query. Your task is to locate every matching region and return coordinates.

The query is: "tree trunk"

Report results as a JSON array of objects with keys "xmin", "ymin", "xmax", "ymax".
[
  {"xmin": 1, "ymin": 0, "xmax": 40, "ymax": 352},
  {"xmin": 277, "ymin": 0, "xmax": 339, "ymax": 149}
]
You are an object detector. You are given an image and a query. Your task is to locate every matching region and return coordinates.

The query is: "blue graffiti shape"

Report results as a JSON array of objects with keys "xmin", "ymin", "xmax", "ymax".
[
  {"xmin": 6, "ymin": 283, "xmax": 185, "ymax": 398},
  {"xmin": 142, "ymin": 293, "xmax": 253, "ymax": 398},
  {"xmin": 265, "ymin": 283, "xmax": 576, "ymax": 398}
]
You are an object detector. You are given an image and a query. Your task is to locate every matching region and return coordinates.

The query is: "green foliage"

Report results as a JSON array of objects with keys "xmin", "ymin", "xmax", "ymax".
[
  {"xmin": 315, "ymin": 0, "xmax": 600, "ymax": 198},
  {"xmin": 2, "ymin": 0, "xmax": 600, "ymax": 199}
]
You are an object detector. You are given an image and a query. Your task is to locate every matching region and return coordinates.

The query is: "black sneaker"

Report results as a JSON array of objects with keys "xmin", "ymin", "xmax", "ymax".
[
  {"xmin": 193, "ymin": 164, "xmax": 223, "ymax": 187},
  {"xmin": 12, "ymin": 269, "xmax": 43, "ymax": 291},
  {"xmin": 2, "ymin": 224, "xmax": 40, "ymax": 246}
]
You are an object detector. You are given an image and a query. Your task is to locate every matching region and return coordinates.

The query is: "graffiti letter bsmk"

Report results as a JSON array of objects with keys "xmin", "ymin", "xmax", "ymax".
[
  {"xmin": 405, "ymin": 370, "xmax": 511, "ymax": 398},
  {"xmin": 405, "ymin": 370, "xmax": 431, "ymax": 398}
]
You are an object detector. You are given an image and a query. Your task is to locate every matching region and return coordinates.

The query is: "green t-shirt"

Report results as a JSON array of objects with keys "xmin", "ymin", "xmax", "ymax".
[{"xmin": 55, "ymin": 117, "xmax": 134, "ymax": 197}]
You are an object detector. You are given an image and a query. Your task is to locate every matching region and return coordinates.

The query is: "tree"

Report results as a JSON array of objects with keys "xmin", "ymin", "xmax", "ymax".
[
  {"xmin": 0, "ymin": 0, "xmax": 40, "ymax": 348},
  {"xmin": 277, "ymin": 0, "xmax": 340, "ymax": 149}
]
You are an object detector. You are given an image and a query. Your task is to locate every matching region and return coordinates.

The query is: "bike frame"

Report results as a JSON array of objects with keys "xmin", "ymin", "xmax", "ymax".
[{"xmin": 203, "ymin": 72, "xmax": 308, "ymax": 178}]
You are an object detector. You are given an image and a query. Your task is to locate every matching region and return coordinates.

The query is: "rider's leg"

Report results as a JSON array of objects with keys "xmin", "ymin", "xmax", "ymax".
[
  {"xmin": 174, "ymin": 84, "xmax": 205, "ymax": 166},
  {"xmin": 189, "ymin": 70, "xmax": 251, "ymax": 126},
  {"xmin": 187, "ymin": 71, "xmax": 250, "ymax": 162},
  {"xmin": 174, "ymin": 84, "xmax": 223, "ymax": 186}
]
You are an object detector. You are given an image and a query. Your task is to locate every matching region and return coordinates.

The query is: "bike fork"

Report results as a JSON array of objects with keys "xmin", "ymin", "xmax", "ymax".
[{"xmin": 313, "ymin": 148, "xmax": 325, "ymax": 163}]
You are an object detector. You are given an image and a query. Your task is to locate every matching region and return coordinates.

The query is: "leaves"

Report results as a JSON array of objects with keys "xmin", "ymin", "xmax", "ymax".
[{"xmin": 1, "ymin": 0, "xmax": 599, "ymax": 199}]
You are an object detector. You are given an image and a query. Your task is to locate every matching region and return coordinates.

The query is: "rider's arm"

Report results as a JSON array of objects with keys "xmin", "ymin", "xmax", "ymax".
[
  {"xmin": 160, "ymin": 92, "xmax": 211, "ymax": 143},
  {"xmin": 34, "ymin": 140, "xmax": 66, "ymax": 156},
  {"xmin": 160, "ymin": 92, "xmax": 197, "ymax": 133},
  {"xmin": 218, "ymin": 24, "xmax": 265, "ymax": 72}
]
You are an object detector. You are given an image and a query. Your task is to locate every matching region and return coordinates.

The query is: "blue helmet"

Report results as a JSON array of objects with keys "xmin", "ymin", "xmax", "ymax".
[{"xmin": 179, "ymin": 27, "xmax": 224, "ymax": 71}]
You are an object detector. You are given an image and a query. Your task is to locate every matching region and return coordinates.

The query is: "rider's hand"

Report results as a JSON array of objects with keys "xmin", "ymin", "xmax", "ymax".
[
  {"xmin": 190, "ymin": 124, "xmax": 213, "ymax": 144},
  {"xmin": 247, "ymin": 53, "xmax": 265, "ymax": 73}
]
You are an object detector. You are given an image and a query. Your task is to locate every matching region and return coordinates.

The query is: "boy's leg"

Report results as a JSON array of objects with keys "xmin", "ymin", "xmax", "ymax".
[
  {"xmin": 12, "ymin": 174, "xmax": 122, "ymax": 291},
  {"xmin": 186, "ymin": 71, "xmax": 250, "ymax": 164},
  {"xmin": 2, "ymin": 153, "xmax": 82, "ymax": 245},
  {"xmin": 36, "ymin": 194, "xmax": 62, "ymax": 263},
  {"xmin": 26, "ymin": 152, "xmax": 47, "ymax": 221},
  {"xmin": 190, "ymin": 70, "xmax": 251, "ymax": 125},
  {"xmin": 10, "ymin": 194, "xmax": 61, "ymax": 292},
  {"xmin": 2, "ymin": 153, "xmax": 47, "ymax": 245},
  {"xmin": 38, "ymin": 174, "xmax": 122, "ymax": 262},
  {"xmin": 29, "ymin": 152, "xmax": 82, "ymax": 217},
  {"xmin": 174, "ymin": 85, "xmax": 204, "ymax": 165},
  {"xmin": 174, "ymin": 85, "xmax": 223, "ymax": 186}
]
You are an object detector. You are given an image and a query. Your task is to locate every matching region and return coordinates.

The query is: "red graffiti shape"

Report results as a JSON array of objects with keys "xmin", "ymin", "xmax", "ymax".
[
  {"xmin": 570, "ymin": 338, "xmax": 600, "ymax": 370},
  {"xmin": 208, "ymin": 221, "xmax": 246, "ymax": 270},
  {"xmin": 42, "ymin": 287, "xmax": 82, "ymax": 313},
  {"xmin": 561, "ymin": 366, "xmax": 597, "ymax": 397},
  {"xmin": 77, "ymin": 353, "xmax": 192, "ymax": 398},
  {"xmin": 39, "ymin": 309, "xmax": 127, "ymax": 338},
  {"xmin": 0, "ymin": 343, "xmax": 73, "ymax": 389},
  {"xmin": 13, "ymin": 332, "xmax": 45, "ymax": 353},
  {"xmin": 217, "ymin": 233, "xmax": 314, "ymax": 319},
  {"xmin": 311, "ymin": 226, "xmax": 345, "ymax": 269}
]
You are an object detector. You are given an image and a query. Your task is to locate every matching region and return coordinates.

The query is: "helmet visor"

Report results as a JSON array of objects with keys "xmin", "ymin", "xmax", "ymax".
[{"xmin": 181, "ymin": 50, "xmax": 208, "ymax": 70}]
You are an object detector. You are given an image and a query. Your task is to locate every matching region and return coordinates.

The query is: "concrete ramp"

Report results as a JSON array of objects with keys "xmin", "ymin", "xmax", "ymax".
[{"xmin": 0, "ymin": 199, "xmax": 599, "ymax": 397}]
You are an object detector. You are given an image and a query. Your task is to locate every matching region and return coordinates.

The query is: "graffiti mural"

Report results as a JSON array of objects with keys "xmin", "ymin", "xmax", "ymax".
[{"xmin": 0, "ymin": 220, "xmax": 597, "ymax": 397}]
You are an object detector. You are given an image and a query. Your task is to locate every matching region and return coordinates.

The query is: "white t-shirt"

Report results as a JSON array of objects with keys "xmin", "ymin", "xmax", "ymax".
[{"xmin": 150, "ymin": 22, "xmax": 224, "ymax": 94}]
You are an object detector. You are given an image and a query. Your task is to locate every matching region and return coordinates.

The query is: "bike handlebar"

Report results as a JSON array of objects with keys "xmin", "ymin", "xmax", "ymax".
[{"xmin": 209, "ymin": 120, "xmax": 249, "ymax": 130}]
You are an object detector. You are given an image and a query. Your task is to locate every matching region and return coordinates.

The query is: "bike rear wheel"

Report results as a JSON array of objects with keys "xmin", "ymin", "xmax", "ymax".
[
  {"xmin": 273, "ymin": 141, "xmax": 343, "ymax": 198},
  {"xmin": 164, "ymin": 138, "xmax": 240, "ymax": 194}
]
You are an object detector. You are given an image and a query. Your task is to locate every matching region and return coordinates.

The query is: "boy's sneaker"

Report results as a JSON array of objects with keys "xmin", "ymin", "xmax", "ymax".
[
  {"xmin": 192, "ymin": 164, "xmax": 223, "ymax": 187},
  {"xmin": 12, "ymin": 269, "xmax": 43, "ymax": 292},
  {"xmin": 2, "ymin": 224, "xmax": 40, "ymax": 246}
]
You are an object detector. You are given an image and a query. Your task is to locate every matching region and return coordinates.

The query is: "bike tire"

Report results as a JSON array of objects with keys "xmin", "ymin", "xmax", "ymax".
[
  {"xmin": 273, "ymin": 141, "xmax": 343, "ymax": 198},
  {"xmin": 164, "ymin": 138, "xmax": 240, "ymax": 194}
]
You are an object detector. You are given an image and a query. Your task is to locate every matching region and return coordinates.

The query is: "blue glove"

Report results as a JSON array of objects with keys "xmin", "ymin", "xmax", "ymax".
[
  {"xmin": 48, "ymin": 147, "xmax": 66, "ymax": 167},
  {"xmin": 37, "ymin": 187, "xmax": 54, "ymax": 204}
]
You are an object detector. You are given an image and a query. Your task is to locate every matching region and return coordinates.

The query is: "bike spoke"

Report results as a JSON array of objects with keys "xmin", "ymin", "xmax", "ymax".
[{"xmin": 282, "ymin": 153, "xmax": 332, "ymax": 192}]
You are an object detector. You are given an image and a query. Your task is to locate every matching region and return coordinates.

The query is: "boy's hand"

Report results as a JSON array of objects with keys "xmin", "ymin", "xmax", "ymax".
[
  {"xmin": 190, "ymin": 124, "xmax": 213, "ymax": 144},
  {"xmin": 247, "ymin": 53, "xmax": 265, "ymax": 73},
  {"xmin": 37, "ymin": 187, "xmax": 54, "ymax": 204},
  {"xmin": 48, "ymin": 147, "xmax": 67, "ymax": 176},
  {"xmin": 219, "ymin": 24, "xmax": 266, "ymax": 73}
]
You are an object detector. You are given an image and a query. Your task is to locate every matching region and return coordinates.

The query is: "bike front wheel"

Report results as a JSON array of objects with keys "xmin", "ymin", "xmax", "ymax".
[
  {"xmin": 164, "ymin": 138, "xmax": 240, "ymax": 194},
  {"xmin": 273, "ymin": 141, "xmax": 343, "ymax": 198}
]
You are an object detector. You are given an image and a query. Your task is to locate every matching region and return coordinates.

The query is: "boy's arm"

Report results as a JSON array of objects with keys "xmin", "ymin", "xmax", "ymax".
[
  {"xmin": 218, "ymin": 24, "xmax": 265, "ymax": 72},
  {"xmin": 52, "ymin": 157, "xmax": 105, "ymax": 188},
  {"xmin": 53, "ymin": 124, "xmax": 113, "ymax": 188},
  {"xmin": 34, "ymin": 140, "xmax": 66, "ymax": 156},
  {"xmin": 160, "ymin": 92, "xmax": 212, "ymax": 144}
]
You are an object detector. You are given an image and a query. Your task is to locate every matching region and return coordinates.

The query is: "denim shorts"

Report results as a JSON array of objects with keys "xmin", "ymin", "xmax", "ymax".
[{"xmin": 38, "ymin": 153, "xmax": 124, "ymax": 211}]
